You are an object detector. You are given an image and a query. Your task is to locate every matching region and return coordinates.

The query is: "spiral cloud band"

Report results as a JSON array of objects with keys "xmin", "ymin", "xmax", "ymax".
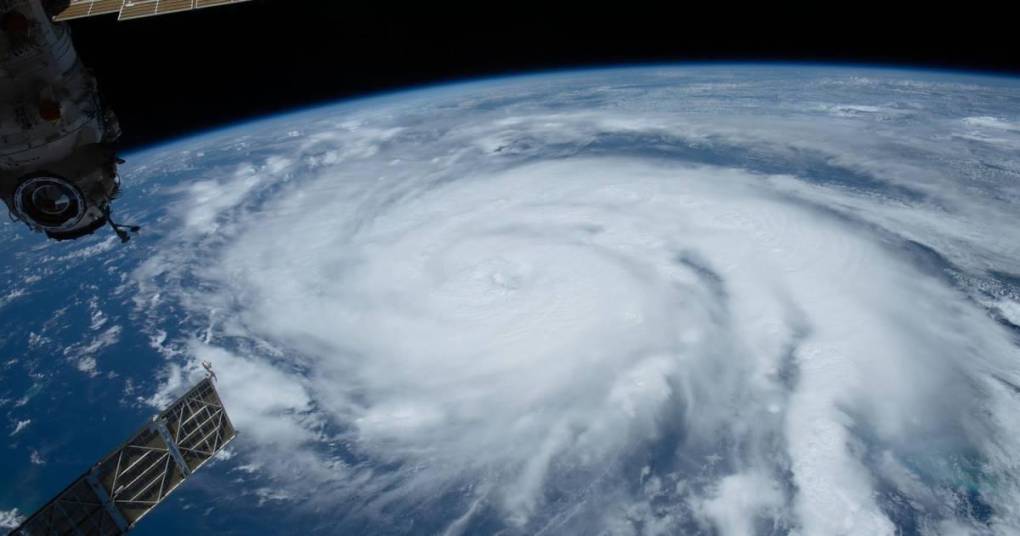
[{"xmin": 133, "ymin": 67, "xmax": 1020, "ymax": 535}]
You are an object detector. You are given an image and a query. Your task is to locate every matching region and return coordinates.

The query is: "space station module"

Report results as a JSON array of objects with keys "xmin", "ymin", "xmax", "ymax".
[{"xmin": 0, "ymin": 0, "xmax": 124, "ymax": 241}]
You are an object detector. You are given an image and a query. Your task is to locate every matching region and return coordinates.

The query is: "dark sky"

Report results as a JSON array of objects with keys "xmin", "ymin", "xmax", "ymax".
[{"xmin": 65, "ymin": 2, "xmax": 1020, "ymax": 150}]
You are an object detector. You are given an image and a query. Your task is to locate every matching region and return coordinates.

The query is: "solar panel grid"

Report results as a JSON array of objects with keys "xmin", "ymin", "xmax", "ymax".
[
  {"xmin": 51, "ymin": 0, "xmax": 250, "ymax": 21},
  {"xmin": 52, "ymin": 0, "xmax": 124, "ymax": 21},
  {"xmin": 52, "ymin": 3, "xmax": 92, "ymax": 20},
  {"xmin": 10, "ymin": 378, "xmax": 237, "ymax": 536},
  {"xmin": 117, "ymin": 0, "xmax": 156, "ymax": 19},
  {"xmin": 155, "ymin": 0, "xmax": 197, "ymax": 15}
]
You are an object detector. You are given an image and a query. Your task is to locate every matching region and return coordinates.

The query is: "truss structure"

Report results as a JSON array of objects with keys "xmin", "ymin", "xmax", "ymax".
[{"xmin": 10, "ymin": 377, "xmax": 236, "ymax": 535}]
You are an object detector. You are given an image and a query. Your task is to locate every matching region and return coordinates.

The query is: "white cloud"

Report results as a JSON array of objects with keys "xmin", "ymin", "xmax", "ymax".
[
  {"xmin": 44, "ymin": 235, "xmax": 118, "ymax": 263},
  {"xmin": 9, "ymin": 419, "xmax": 30, "ymax": 437},
  {"xmin": 962, "ymin": 116, "xmax": 1020, "ymax": 131},
  {"xmin": 134, "ymin": 69, "xmax": 1020, "ymax": 534},
  {"xmin": 153, "ymin": 343, "xmax": 316, "ymax": 449},
  {"xmin": 0, "ymin": 508, "xmax": 23, "ymax": 529},
  {"xmin": 88, "ymin": 296, "xmax": 108, "ymax": 331},
  {"xmin": 180, "ymin": 166, "xmax": 261, "ymax": 234},
  {"xmin": 993, "ymin": 298, "xmax": 1020, "ymax": 327},
  {"xmin": 150, "ymin": 156, "xmax": 1020, "ymax": 531},
  {"xmin": 0, "ymin": 288, "xmax": 26, "ymax": 310},
  {"xmin": 174, "ymin": 154, "xmax": 303, "ymax": 236},
  {"xmin": 76, "ymin": 356, "xmax": 98, "ymax": 376},
  {"xmin": 63, "ymin": 325, "xmax": 122, "ymax": 377},
  {"xmin": 696, "ymin": 473, "xmax": 785, "ymax": 536}
]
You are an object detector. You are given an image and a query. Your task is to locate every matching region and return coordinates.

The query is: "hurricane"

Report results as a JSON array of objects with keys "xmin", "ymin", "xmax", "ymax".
[{"xmin": 5, "ymin": 66, "xmax": 1016, "ymax": 535}]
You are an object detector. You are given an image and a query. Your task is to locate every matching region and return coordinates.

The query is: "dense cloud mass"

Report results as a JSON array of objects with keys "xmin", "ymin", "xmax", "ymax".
[{"xmin": 130, "ymin": 67, "xmax": 1020, "ymax": 535}]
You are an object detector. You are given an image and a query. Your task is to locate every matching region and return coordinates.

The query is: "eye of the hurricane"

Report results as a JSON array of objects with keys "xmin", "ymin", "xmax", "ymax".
[
  {"xmin": 428, "ymin": 238, "xmax": 644, "ymax": 325},
  {"xmin": 470, "ymin": 257, "xmax": 526, "ymax": 292}
]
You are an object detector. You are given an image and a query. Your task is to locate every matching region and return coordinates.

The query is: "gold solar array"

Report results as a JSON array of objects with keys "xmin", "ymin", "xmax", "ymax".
[
  {"xmin": 51, "ymin": 0, "xmax": 123, "ymax": 20},
  {"xmin": 10, "ymin": 378, "xmax": 237, "ymax": 536},
  {"xmin": 52, "ymin": 0, "xmax": 252, "ymax": 21}
]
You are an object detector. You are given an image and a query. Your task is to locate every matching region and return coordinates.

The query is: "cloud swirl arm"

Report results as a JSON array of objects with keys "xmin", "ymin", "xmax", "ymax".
[{"xmin": 134, "ymin": 67, "xmax": 1020, "ymax": 535}]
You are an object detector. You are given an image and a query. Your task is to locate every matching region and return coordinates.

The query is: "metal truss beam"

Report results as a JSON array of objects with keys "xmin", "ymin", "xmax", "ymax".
[{"xmin": 11, "ymin": 377, "xmax": 236, "ymax": 536}]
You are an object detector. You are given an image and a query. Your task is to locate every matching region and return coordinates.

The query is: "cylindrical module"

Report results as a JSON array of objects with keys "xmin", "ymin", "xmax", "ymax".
[
  {"xmin": 0, "ymin": 0, "xmax": 107, "ymax": 169},
  {"xmin": 0, "ymin": 0, "xmax": 123, "ymax": 241}
]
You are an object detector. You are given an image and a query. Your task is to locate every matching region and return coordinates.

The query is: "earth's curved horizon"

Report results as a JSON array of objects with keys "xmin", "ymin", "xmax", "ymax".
[
  {"xmin": 2, "ymin": 64, "xmax": 1020, "ymax": 535},
  {"xmin": 131, "ymin": 62, "xmax": 1020, "ymax": 158}
]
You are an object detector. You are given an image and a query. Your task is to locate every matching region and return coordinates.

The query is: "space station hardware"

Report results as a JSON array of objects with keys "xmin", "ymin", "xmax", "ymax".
[
  {"xmin": 0, "ymin": 0, "xmax": 250, "ymax": 243},
  {"xmin": 50, "ymin": 0, "xmax": 252, "ymax": 21},
  {"xmin": 0, "ymin": 0, "xmax": 125, "ymax": 240},
  {"xmin": 9, "ymin": 376, "xmax": 237, "ymax": 536}
]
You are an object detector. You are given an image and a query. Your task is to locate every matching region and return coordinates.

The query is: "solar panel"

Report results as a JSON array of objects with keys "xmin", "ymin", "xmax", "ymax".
[
  {"xmin": 51, "ymin": 0, "xmax": 252, "ymax": 22},
  {"xmin": 52, "ymin": 0, "xmax": 125, "ymax": 21},
  {"xmin": 10, "ymin": 377, "xmax": 237, "ymax": 536}
]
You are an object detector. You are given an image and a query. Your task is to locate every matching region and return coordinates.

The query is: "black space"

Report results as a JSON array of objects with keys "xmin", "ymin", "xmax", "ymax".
[{"xmin": 64, "ymin": 2, "xmax": 1020, "ymax": 150}]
